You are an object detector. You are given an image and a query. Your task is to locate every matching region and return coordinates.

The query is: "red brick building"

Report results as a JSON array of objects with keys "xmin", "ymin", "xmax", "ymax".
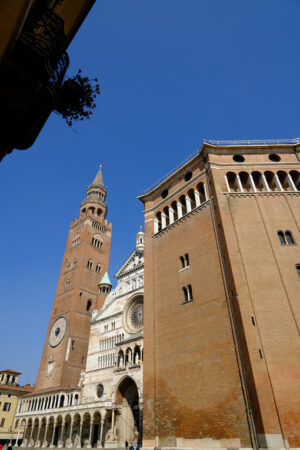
[{"xmin": 139, "ymin": 140, "xmax": 300, "ymax": 450}]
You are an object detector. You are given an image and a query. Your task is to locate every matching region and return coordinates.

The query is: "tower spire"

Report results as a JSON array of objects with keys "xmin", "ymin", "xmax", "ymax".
[
  {"xmin": 91, "ymin": 164, "xmax": 104, "ymax": 187},
  {"xmin": 80, "ymin": 164, "xmax": 107, "ymax": 219}
]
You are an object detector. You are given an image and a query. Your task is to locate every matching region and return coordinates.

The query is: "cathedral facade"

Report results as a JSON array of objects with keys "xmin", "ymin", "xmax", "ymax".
[{"xmin": 81, "ymin": 227, "xmax": 144, "ymax": 447}]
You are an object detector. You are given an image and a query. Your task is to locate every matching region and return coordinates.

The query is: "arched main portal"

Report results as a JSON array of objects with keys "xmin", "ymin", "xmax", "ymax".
[{"xmin": 115, "ymin": 376, "xmax": 141, "ymax": 446}]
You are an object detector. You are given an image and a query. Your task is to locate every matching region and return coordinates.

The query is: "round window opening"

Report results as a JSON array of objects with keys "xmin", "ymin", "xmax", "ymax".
[
  {"xmin": 184, "ymin": 172, "xmax": 192, "ymax": 182},
  {"xmin": 269, "ymin": 154, "xmax": 281, "ymax": 162},
  {"xmin": 161, "ymin": 189, "xmax": 169, "ymax": 199},
  {"xmin": 96, "ymin": 384, "xmax": 104, "ymax": 398},
  {"xmin": 124, "ymin": 296, "xmax": 144, "ymax": 333},
  {"xmin": 233, "ymin": 154, "xmax": 245, "ymax": 162}
]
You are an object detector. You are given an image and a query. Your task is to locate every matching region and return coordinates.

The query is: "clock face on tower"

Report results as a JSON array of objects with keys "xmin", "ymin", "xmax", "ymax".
[{"xmin": 49, "ymin": 317, "xmax": 67, "ymax": 348}]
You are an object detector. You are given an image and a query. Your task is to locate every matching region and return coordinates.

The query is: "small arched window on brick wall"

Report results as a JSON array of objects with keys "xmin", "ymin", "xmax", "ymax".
[
  {"xmin": 86, "ymin": 300, "xmax": 92, "ymax": 311},
  {"xmin": 278, "ymin": 230, "xmax": 295, "ymax": 245},
  {"xmin": 182, "ymin": 284, "xmax": 193, "ymax": 303},
  {"xmin": 92, "ymin": 237, "xmax": 103, "ymax": 249},
  {"xmin": 197, "ymin": 182, "xmax": 207, "ymax": 203},
  {"xmin": 290, "ymin": 171, "xmax": 300, "ymax": 190}
]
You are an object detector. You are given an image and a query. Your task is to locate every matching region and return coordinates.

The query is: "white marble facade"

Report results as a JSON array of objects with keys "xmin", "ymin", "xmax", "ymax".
[{"xmin": 81, "ymin": 227, "xmax": 144, "ymax": 447}]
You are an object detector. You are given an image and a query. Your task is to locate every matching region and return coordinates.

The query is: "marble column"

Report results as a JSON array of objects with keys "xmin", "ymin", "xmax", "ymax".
[
  {"xmin": 69, "ymin": 420, "xmax": 74, "ymax": 447},
  {"xmin": 185, "ymin": 195, "xmax": 192, "ymax": 213},
  {"xmin": 262, "ymin": 173, "xmax": 270, "ymax": 191},
  {"xmin": 177, "ymin": 202, "xmax": 183, "ymax": 219},
  {"xmin": 50, "ymin": 422, "xmax": 56, "ymax": 447},
  {"xmin": 111, "ymin": 409, "xmax": 115, "ymax": 436},
  {"xmin": 249, "ymin": 174, "xmax": 257, "ymax": 192},
  {"xmin": 288, "ymin": 173, "xmax": 297, "ymax": 191},
  {"xmin": 194, "ymin": 189, "xmax": 201, "ymax": 207},
  {"xmin": 78, "ymin": 421, "xmax": 83, "ymax": 448},
  {"xmin": 42, "ymin": 423, "xmax": 49, "ymax": 447},
  {"xmin": 168, "ymin": 207, "xmax": 174, "ymax": 224},
  {"xmin": 59, "ymin": 421, "xmax": 65, "ymax": 447},
  {"xmin": 34, "ymin": 423, "xmax": 41, "ymax": 446},
  {"xmin": 29, "ymin": 423, "xmax": 35, "ymax": 447},
  {"xmin": 87, "ymin": 421, "xmax": 93, "ymax": 448},
  {"xmin": 99, "ymin": 418, "xmax": 104, "ymax": 447},
  {"xmin": 153, "ymin": 218, "xmax": 159, "ymax": 234},
  {"xmin": 236, "ymin": 174, "xmax": 243, "ymax": 192},
  {"xmin": 21, "ymin": 423, "xmax": 28, "ymax": 447},
  {"xmin": 16, "ymin": 426, "xmax": 21, "ymax": 447}
]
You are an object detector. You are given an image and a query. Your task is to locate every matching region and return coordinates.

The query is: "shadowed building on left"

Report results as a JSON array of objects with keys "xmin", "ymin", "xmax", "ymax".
[{"xmin": 0, "ymin": 0, "xmax": 96, "ymax": 161}]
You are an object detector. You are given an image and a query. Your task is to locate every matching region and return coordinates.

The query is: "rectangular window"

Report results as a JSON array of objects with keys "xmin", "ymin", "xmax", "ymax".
[
  {"xmin": 296, "ymin": 265, "xmax": 300, "ymax": 279},
  {"xmin": 0, "ymin": 418, "xmax": 5, "ymax": 427},
  {"xmin": 3, "ymin": 402, "xmax": 11, "ymax": 411}
]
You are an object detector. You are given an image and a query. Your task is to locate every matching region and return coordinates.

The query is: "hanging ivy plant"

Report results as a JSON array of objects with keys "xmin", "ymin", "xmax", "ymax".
[{"xmin": 55, "ymin": 69, "xmax": 100, "ymax": 127}]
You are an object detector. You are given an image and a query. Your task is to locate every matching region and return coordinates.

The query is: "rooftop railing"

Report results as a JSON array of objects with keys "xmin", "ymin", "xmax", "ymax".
[
  {"xmin": 139, "ymin": 138, "xmax": 300, "ymax": 196},
  {"xmin": 203, "ymin": 138, "xmax": 300, "ymax": 146}
]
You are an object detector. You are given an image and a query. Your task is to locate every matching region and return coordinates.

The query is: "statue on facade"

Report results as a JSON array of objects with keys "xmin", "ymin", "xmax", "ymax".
[
  {"xmin": 21, "ymin": 438, "xmax": 28, "ymax": 447},
  {"xmin": 65, "ymin": 437, "xmax": 72, "ymax": 448},
  {"xmin": 134, "ymin": 353, "xmax": 139, "ymax": 364},
  {"xmin": 41, "ymin": 439, "xmax": 48, "ymax": 448},
  {"xmin": 35, "ymin": 440, "xmax": 41, "ymax": 447},
  {"xmin": 74, "ymin": 434, "xmax": 81, "ymax": 448},
  {"xmin": 58, "ymin": 439, "xmax": 64, "ymax": 448},
  {"xmin": 78, "ymin": 370, "xmax": 85, "ymax": 387}
]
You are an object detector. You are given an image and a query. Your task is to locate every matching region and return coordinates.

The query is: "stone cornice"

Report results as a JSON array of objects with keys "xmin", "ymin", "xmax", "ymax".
[
  {"xmin": 224, "ymin": 191, "xmax": 300, "ymax": 198},
  {"xmin": 209, "ymin": 161, "xmax": 300, "ymax": 169}
]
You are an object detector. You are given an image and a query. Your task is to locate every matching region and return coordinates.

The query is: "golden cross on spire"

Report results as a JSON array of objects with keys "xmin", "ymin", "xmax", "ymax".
[{"xmin": 99, "ymin": 164, "xmax": 102, "ymax": 169}]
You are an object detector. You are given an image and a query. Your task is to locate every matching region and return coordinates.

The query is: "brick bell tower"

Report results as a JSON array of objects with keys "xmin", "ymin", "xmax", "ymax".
[{"xmin": 35, "ymin": 166, "xmax": 112, "ymax": 392}]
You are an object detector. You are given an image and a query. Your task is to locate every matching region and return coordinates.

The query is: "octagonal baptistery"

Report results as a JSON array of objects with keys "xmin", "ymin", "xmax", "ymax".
[{"xmin": 82, "ymin": 228, "xmax": 144, "ymax": 448}]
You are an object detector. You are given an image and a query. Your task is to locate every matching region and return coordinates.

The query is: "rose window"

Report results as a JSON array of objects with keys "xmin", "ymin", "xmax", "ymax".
[
  {"xmin": 124, "ymin": 296, "xmax": 144, "ymax": 333},
  {"xmin": 130, "ymin": 303, "xmax": 143, "ymax": 329}
]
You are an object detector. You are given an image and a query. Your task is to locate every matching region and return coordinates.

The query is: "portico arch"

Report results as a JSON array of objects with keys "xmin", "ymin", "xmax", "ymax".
[
  {"xmin": 38, "ymin": 417, "xmax": 47, "ymax": 446},
  {"xmin": 72, "ymin": 413, "xmax": 81, "ymax": 447},
  {"xmin": 31, "ymin": 418, "xmax": 39, "ymax": 445},
  {"xmin": 45, "ymin": 416, "xmax": 55, "ymax": 447},
  {"xmin": 114, "ymin": 376, "xmax": 141, "ymax": 446},
  {"xmin": 24, "ymin": 418, "xmax": 33, "ymax": 443},
  {"xmin": 81, "ymin": 412, "xmax": 91, "ymax": 447},
  {"xmin": 53, "ymin": 415, "xmax": 63, "ymax": 447},
  {"xmin": 92, "ymin": 410, "xmax": 101, "ymax": 448}
]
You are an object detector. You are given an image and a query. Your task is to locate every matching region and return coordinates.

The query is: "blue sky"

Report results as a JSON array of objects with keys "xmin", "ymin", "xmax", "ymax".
[{"xmin": 1, "ymin": 0, "xmax": 300, "ymax": 384}]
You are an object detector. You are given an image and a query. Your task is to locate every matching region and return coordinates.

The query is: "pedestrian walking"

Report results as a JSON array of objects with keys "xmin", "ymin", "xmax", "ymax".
[{"xmin": 125, "ymin": 440, "xmax": 129, "ymax": 450}]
